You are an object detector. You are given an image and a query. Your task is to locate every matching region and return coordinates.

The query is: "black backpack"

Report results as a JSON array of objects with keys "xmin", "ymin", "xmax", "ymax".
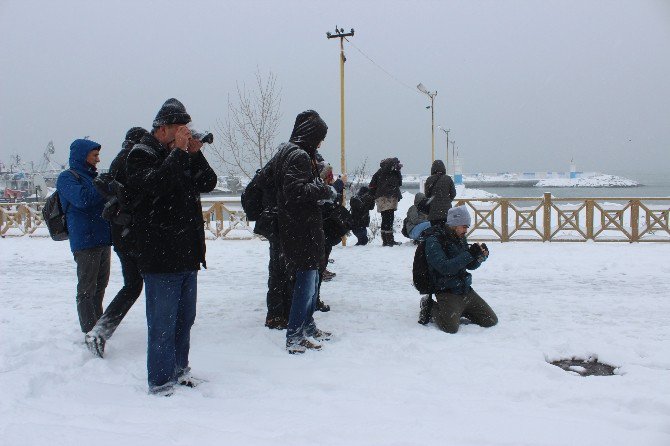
[
  {"xmin": 412, "ymin": 240, "xmax": 433, "ymax": 294},
  {"xmin": 323, "ymin": 204, "xmax": 354, "ymax": 245},
  {"xmin": 241, "ymin": 168, "xmax": 266, "ymax": 221},
  {"xmin": 43, "ymin": 169, "xmax": 80, "ymax": 241},
  {"xmin": 412, "ymin": 229, "xmax": 447, "ymax": 294},
  {"xmin": 401, "ymin": 216, "xmax": 410, "ymax": 238}
]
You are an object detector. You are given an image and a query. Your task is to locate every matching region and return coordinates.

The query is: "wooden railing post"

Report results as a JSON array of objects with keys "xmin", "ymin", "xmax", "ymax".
[
  {"xmin": 630, "ymin": 200, "xmax": 639, "ymax": 242},
  {"xmin": 586, "ymin": 200, "xmax": 594, "ymax": 240},
  {"xmin": 501, "ymin": 199, "xmax": 509, "ymax": 242},
  {"xmin": 543, "ymin": 192, "xmax": 552, "ymax": 241}
]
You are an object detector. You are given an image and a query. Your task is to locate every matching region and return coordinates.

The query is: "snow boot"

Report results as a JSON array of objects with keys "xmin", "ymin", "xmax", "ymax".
[
  {"xmin": 177, "ymin": 367, "xmax": 206, "ymax": 388},
  {"xmin": 311, "ymin": 328, "xmax": 332, "ymax": 342},
  {"xmin": 265, "ymin": 315, "xmax": 288, "ymax": 330},
  {"xmin": 286, "ymin": 338, "xmax": 322, "ymax": 354},
  {"xmin": 322, "ymin": 269, "xmax": 336, "ymax": 281},
  {"xmin": 381, "ymin": 230, "xmax": 393, "ymax": 246},
  {"xmin": 316, "ymin": 298, "xmax": 331, "ymax": 312},
  {"xmin": 84, "ymin": 333, "xmax": 105, "ymax": 358},
  {"xmin": 149, "ymin": 384, "xmax": 175, "ymax": 397},
  {"xmin": 418, "ymin": 295, "xmax": 434, "ymax": 325}
]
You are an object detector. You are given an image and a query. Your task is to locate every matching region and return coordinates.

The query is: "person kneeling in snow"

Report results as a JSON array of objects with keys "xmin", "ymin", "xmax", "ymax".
[{"xmin": 418, "ymin": 206, "xmax": 498, "ymax": 333}]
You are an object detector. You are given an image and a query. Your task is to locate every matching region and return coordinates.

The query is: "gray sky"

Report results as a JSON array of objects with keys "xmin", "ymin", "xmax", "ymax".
[{"xmin": 1, "ymin": 0, "xmax": 668, "ymax": 176}]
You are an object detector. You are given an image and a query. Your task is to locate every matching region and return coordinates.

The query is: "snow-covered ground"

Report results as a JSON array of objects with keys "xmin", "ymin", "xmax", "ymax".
[{"xmin": 1, "ymin": 237, "xmax": 669, "ymax": 445}]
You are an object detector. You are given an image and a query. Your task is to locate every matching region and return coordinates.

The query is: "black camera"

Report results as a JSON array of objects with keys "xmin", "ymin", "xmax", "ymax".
[{"xmin": 191, "ymin": 130, "xmax": 214, "ymax": 144}]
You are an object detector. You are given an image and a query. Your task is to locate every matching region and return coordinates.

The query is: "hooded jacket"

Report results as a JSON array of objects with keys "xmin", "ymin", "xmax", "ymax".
[
  {"xmin": 369, "ymin": 157, "xmax": 403, "ymax": 201},
  {"xmin": 424, "ymin": 160, "xmax": 457, "ymax": 221},
  {"xmin": 349, "ymin": 186, "xmax": 375, "ymax": 228},
  {"xmin": 424, "ymin": 225, "xmax": 483, "ymax": 295},
  {"xmin": 56, "ymin": 139, "xmax": 111, "ymax": 252},
  {"xmin": 405, "ymin": 192, "xmax": 430, "ymax": 235},
  {"xmin": 272, "ymin": 111, "xmax": 331, "ymax": 272},
  {"xmin": 125, "ymin": 132, "xmax": 217, "ymax": 273}
]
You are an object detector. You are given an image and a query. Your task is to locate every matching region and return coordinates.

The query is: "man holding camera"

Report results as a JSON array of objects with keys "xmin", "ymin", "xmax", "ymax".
[
  {"xmin": 126, "ymin": 98, "xmax": 217, "ymax": 395},
  {"xmin": 419, "ymin": 205, "xmax": 498, "ymax": 333}
]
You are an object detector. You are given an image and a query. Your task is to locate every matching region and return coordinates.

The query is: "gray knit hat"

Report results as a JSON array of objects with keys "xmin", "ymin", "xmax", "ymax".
[{"xmin": 447, "ymin": 205, "xmax": 471, "ymax": 227}]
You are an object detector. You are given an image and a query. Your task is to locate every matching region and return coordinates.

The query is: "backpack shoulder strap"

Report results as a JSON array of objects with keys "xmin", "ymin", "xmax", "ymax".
[{"xmin": 68, "ymin": 169, "xmax": 81, "ymax": 181}]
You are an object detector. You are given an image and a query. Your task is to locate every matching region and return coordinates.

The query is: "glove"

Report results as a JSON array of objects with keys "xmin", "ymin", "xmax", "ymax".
[
  {"xmin": 317, "ymin": 185, "xmax": 338, "ymax": 205},
  {"xmin": 481, "ymin": 243, "xmax": 489, "ymax": 256},
  {"xmin": 468, "ymin": 243, "xmax": 484, "ymax": 259}
]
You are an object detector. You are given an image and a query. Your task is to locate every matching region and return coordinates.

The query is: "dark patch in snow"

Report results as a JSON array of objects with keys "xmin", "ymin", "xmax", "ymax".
[{"xmin": 550, "ymin": 355, "xmax": 618, "ymax": 376}]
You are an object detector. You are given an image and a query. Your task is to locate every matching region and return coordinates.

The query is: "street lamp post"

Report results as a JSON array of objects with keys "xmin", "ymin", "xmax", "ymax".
[
  {"xmin": 417, "ymin": 83, "xmax": 437, "ymax": 163},
  {"xmin": 438, "ymin": 126, "xmax": 450, "ymax": 173}
]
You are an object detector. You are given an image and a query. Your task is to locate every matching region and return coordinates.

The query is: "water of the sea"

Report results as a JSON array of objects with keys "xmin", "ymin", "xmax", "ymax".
[{"xmin": 403, "ymin": 172, "xmax": 670, "ymax": 199}]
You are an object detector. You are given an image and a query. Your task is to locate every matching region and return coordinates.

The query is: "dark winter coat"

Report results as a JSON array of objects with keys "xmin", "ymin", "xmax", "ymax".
[
  {"xmin": 107, "ymin": 146, "xmax": 135, "ymax": 253},
  {"xmin": 369, "ymin": 158, "xmax": 403, "ymax": 201},
  {"xmin": 349, "ymin": 186, "xmax": 375, "ymax": 228},
  {"xmin": 424, "ymin": 225, "xmax": 483, "ymax": 295},
  {"xmin": 273, "ymin": 115, "xmax": 331, "ymax": 272},
  {"xmin": 56, "ymin": 139, "xmax": 111, "ymax": 253},
  {"xmin": 425, "ymin": 160, "xmax": 457, "ymax": 221},
  {"xmin": 125, "ymin": 133, "xmax": 217, "ymax": 274},
  {"xmin": 405, "ymin": 192, "xmax": 429, "ymax": 235}
]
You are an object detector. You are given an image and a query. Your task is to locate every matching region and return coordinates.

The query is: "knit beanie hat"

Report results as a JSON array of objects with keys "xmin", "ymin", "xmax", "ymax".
[
  {"xmin": 446, "ymin": 205, "xmax": 472, "ymax": 227},
  {"xmin": 122, "ymin": 127, "xmax": 148, "ymax": 149},
  {"xmin": 152, "ymin": 98, "xmax": 191, "ymax": 128}
]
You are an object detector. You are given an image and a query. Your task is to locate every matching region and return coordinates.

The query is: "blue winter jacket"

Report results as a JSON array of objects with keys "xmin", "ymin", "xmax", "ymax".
[
  {"xmin": 424, "ymin": 225, "xmax": 484, "ymax": 295},
  {"xmin": 56, "ymin": 139, "xmax": 111, "ymax": 252}
]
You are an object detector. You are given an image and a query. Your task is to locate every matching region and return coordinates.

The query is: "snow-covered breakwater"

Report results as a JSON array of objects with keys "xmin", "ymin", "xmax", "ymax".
[{"xmin": 535, "ymin": 174, "xmax": 639, "ymax": 188}]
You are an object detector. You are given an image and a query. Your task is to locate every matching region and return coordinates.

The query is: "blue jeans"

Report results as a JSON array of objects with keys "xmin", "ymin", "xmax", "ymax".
[
  {"xmin": 409, "ymin": 221, "xmax": 431, "ymax": 240},
  {"xmin": 144, "ymin": 271, "xmax": 198, "ymax": 391},
  {"xmin": 286, "ymin": 269, "xmax": 319, "ymax": 343}
]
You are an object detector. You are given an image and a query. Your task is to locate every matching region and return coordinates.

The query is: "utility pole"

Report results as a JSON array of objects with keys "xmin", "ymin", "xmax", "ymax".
[
  {"xmin": 417, "ymin": 83, "xmax": 437, "ymax": 163},
  {"xmin": 326, "ymin": 26, "xmax": 354, "ymax": 183},
  {"xmin": 327, "ymin": 26, "xmax": 354, "ymax": 246}
]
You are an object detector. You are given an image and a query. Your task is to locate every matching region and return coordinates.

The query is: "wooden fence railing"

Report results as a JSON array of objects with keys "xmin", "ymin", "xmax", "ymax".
[{"xmin": 2, "ymin": 194, "xmax": 669, "ymax": 242}]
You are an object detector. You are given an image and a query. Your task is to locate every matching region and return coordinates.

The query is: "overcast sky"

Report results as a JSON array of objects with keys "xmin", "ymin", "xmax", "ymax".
[{"xmin": 1, "ymin": 0, "xmax": 668, "ymax": 176}]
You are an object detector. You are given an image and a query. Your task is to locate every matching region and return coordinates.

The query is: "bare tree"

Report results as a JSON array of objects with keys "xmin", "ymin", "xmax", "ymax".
[{"xmin": 211, "ymin": 69, "xmax": 282, "ymax": 180}]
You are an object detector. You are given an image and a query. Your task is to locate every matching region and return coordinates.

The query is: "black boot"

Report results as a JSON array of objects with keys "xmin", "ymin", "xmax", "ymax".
[
  {"xmin": 389, "ymin": 231, "xmax": 402, "ymax": 246},
  {"xmin": 316, "ymin": 298, "xmax": 331, "ymax": 312},
  {"xmin": 381, "ymin": 230, "xmax": 393, "ymax": 247},
  {"xmin": 418, "ymin": 295, "xmax": 433, "ymax": 325}
]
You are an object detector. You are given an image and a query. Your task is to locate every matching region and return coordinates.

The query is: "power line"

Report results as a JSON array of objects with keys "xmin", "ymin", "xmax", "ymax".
[{"xmin": 344, "ymin": 37, "xmax": 419, "ymax": 94}]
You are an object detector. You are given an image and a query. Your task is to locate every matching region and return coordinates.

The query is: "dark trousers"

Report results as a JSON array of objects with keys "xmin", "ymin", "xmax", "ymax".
[
  {"xmin": 73, "ymin": 246, "xmax": 111, "ymax": 333},
  {"xmin": 286, "ymin": 269, "xmax": 319, "ymax": 344},
  {"xmin": 381, "ymin": 210, "xmax": 395, "ymax": 231},
  {"xmin": 266, "ymin": 240, "xmax": 292, "ymax": 320},
  {"xmin": 91, "ymin": 249, "xmax": 143, "ymax": 339},
  {"xmin": 432, "ymin": 288, "xmax": 498, "ymax": 334},
  {"xmin": 352, "ymin": 227, "xmax": 368, "ymax": 245},
  {"xmin": 144, "ymin": 271, "xmax": 198, "ymax": 390},
  {"xmin": 316, "ymin": 243, "xmax": 333, "ymax": 301}
]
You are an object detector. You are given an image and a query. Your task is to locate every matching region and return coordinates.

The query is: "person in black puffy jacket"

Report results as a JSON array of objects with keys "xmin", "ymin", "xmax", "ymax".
[
  {"xmin": 271, "ymin": 110, "xmax": 336, "ymax": 354},
  {"xmin": 84, "ymin": 127, "xmax": 148, "ymax": 358},
  {"xmin": 349, "ymin": 186, "xmax": 375, "ymax": 245},
  {"xmin": 369, "ymin": 157, "xmax": 403, "ymax": 246}
]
